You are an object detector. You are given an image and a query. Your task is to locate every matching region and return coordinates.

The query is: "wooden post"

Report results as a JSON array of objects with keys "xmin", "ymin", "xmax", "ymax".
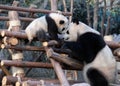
[
  {"xmin": 69, "ymin": 0, "xmax": 73, "ymax": 22},
  {"xmin": 43, "ymin": 42, "xmax": 70, "ymax": 86},
  {"xmin": 50, "ymin": 0, "xmax": 58, "ymax": 11},
  {"xmin": 6, "ymin": 1, "xmax": 25, "ymax": 77},
  {"xmin": 0, "ymin": 65, "xmax": 11, "ymax": 76}
]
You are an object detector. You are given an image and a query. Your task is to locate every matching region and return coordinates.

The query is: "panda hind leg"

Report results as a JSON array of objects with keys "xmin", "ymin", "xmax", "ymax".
[
  {"xmin": 36, "ymin": 30, "xmax": 47, "ymax": 42},
  {"xmin": 24, "ymin": 38, "xmax": 32, "ymax": 45},
  {"xmin": 86, "ymin": 68, "xmax": 108, "ymax": 86}
]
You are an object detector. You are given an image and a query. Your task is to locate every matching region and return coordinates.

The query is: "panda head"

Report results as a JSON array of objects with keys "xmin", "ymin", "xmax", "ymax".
[
  {"xmin": 49, "ymin": 13, "xmax": 69, "ymax": 33},
  {"xmin": 62, "ymin": 21, "xmax": 100, "ymax": 42},
  {"xmin": 62, "ymin": 22, "xmax": 79, "ymax": 41}
]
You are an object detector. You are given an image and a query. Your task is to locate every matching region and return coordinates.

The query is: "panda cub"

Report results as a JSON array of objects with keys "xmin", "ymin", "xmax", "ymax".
[
  {"xmin": 61, "ymin": 21, "xmax": 116, "ymax": 86},
  {"xmin": 25, "ymin": 13, "xmax": 68, "ymax": 43}
]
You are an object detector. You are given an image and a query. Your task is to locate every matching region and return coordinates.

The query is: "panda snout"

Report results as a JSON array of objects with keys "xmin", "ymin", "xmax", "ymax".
[{"xmin": 62, "ymin": 37, "xmax": 69, "ymax": 41}]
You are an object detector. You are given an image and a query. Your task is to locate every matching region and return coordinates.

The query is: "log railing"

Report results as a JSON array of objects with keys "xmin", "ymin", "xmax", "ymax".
[{"xmin": 0, "ymin": 5, "xmax": 72, "ymax": 16}]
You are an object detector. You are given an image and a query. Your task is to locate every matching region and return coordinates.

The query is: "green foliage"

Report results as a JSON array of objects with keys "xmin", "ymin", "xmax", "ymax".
[
  {"xmin": 110, "ymin": 7, "xmax": 120, "ymax": 34},
  {"xmin": 72, "ymin": 2, "xmax": 88, "ymax": 24}
]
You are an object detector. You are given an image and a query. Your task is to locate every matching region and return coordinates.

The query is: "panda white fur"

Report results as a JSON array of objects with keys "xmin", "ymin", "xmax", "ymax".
[
  {"xmin": 25, "ymin": 13, "xmax": 68, "ymax": 43},
  {"xmin": 61, "ymin": 21, "xmax": 116, "ymax": 86}
]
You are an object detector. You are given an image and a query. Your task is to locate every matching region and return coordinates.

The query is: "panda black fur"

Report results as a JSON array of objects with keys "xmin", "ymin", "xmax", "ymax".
[
  {"xmin": 25, "ymin": 13, "xmax": 68, "ymax": 43},
  {"xmin": 62, "ymin": 21, "xmax": 116, "ymax": 86}
]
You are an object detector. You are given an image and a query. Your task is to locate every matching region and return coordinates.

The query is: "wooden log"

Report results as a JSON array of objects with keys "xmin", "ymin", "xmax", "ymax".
[
  {"xmin": 0, "ymin": 65, "xmax": 11, "ymax": 76},
  {"xmin": 1, "ymin": 60, "xmax": 82, "ymax": 70},
  {"xmin": 2, "ymin": 37, "xmax": 19, "ymax": 45},
  {"xmin": 17, "ymin": 80, "xmax": 81, "ymax": 86},
  {"xmin": 16, "ymin": 80, "xmax": 60, "ymax": 86},
  {"xmin": 50, "ymin": 58, "xmax": 70, "ymax": 86},
  {"xmin": 45, "ymin": 47, "xmax": 83, "ymax": 69},
  {"xmin": 0, "ymin": 29, "xmax": 120, "ymax": 49},
  {"xmin": 2, "ymin": 76, "xmax": 80, "ymax": 85},
  {"xmin": 2, "ymin": 76, "xmax": 39, "ymax": 85},
  {"xmin": 1, "ymin": 44, "xmax": 45, "ymax": 51},
  {"xmin": 106, "ymin": 41, "xmax": 120, "ymax": 49},
  {"xmin": 1, "ymin": 60, "xmax": 53, "ymax": 68},
  {"xmin": 114, "ymin": 48, "xmax": 120, "ymax": 56},
  {"xmin": 0, "ymin": 30, "xmax": 27, "ymax": 39},
  {"xmin": 0, "ymin": 16, "xmax": 34, "ymax": 22},
  {"xmin": 0, "ymin": 40, "xmax": 71, "ymax": 53},
  {"xmin": 0, "ymin": 5, "xmax": 72, "ymax": 16},
  {"xmin": 0, "ymin": 9, "xmax": 34, "ymax": 17}
]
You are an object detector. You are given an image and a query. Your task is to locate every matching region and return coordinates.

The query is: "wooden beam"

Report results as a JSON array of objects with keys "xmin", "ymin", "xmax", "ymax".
[
  {"xmin": 106, "ymin": 41, "xmax": 120, "ymax": 49},
  {"xmin": 1, "ymin": 60, "xmax": 52, "ymax": 68},
  {"xmin": 0, "ymin": 16, "xmax": 34, "ymax": 22},
  {"xmin": 0, "ymin": 29, "xmax": 120, "ymax": 49},
  {"xmin": 1, "ymin": 45, "xmax": 45, "ymax": 51},
  {"xmin": 45, "ymin": 47, "xmax": 83, "ymax": 69},
  {"xmin": 0, "ymin": 30, "xmax": 27, "ymax": 39},
  {"xmin": 0, "ymin": 39, "xmax": 71, "ymax": 53},
  {"xmin": 0, "ymin": 5, "xmax": 72, "ymax": 16},
  {"xmin": 1, "ymin": 60, "xmax": 82, "ymax": 70},
  {"xmin": 0, "ymin": 65, "xmax": 11, "ymax": 76},
  {"xmin": 2, "ymin": 76, "xmax": 81, "ymax": 85}
]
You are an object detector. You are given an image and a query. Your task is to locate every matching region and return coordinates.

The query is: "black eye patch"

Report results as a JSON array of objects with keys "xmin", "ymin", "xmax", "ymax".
[
  {"xmin": 66, "ymin": 30, "xmax": 69, "ymax": 34},
  {"xmin": 59, "ymin": 20, "xmax": 65, "ymax": 24}
]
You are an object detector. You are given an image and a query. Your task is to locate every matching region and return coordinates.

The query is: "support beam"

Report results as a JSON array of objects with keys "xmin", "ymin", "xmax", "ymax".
[
  {"xmin": 1, "ymin": 60, "xmax": 52, "ymax": 68},
  {"xmin": 0, "ymin": 5, "xmax": 71, "ymax": 16},
  {"xmin": 0, "ymin": 16, "xmax": 34, "ymax": 22},
  {"xmin": 106, "ymin": 41, "xmax": 120, "ymax": 49},
  {"xmin": 0, "ymin": 40, "xmax": 71, "ymax": 54},
  {"xmin": 45, "ymin": 47, "xmax": 83, "ymax": 69},
  {"xmin": 2, "ymin": 76, "xmax": 81, "ymax": 86},
  {"xmin": 0, "ymin": 30, "xmax": 27, "ymax": 39},
  {"xmin": 1, "ymin": 45, "xmax": 45, "ymax": 51},
  {"xmin": 0, "ymin": 29, "xmax": 120, "ymax": 49},
  {"xmin": 1, "ymin": 60, "xmax": 82, "ymax": 70}
]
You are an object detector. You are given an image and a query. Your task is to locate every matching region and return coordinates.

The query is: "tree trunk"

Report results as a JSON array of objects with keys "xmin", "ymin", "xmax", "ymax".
[
  {"xmin": 105, "ymin": 0, "xmax": 114, "ymax": 35},
  {"xmin": 93, "ymin": 0, "xmax": 99, "ymax": 30},
  {"xmin": 101, "ymin": 0, "xmax": 106, "ymax": 36},
  {"xmin": 62, "ymin": 0, "xmax": 67, "ymax": 12},
  {"xmin": 86, "ymin": 0, "xmax": 92, "ymax": 27},
  {"xmin": 69, "ymin": 0, "xmax": 73, "ymax": 22}
]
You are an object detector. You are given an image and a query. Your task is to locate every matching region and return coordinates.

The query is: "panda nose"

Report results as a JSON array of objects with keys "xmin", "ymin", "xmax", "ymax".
[
  {"xmin": 62, "ymin": 38, "xmax": 65, "ymax": 40},
  {"xmin": 62, "ymin": 28, "xmax": 65, "ymax": 31},
  {"xmin": 66, "ymin": 37, "xmax": 69, "ymax": 40}
]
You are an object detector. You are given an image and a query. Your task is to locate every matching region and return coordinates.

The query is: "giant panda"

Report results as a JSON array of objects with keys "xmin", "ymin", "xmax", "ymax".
[
  {"xmin": 25, "ymin": 13, "xmax": 68, "ymax": 43},
  {"xmin": 61, "ymin": 21, "xmax": 116, "ymax": 86}
]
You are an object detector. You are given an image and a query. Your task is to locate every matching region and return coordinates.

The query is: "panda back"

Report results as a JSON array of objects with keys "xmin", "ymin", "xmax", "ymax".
[
  {"xmin": 25, "ymin": 16, "xmax": 48, "ymax": 42},
  {"xmin": 83, "ymin": 45, "xmax": 116, "ymax": 82}
]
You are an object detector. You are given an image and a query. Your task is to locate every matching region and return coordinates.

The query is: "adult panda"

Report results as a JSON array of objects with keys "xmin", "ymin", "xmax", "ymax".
[
  {"xmin": 61, "ymin": 21, "xmax": 116, "ymax": 86},
  {"xmin": 25, "ymin": 13, "xmax": 68, "ymax": 43}
]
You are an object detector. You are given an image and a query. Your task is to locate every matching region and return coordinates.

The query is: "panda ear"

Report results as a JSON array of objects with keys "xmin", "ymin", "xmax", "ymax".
[
  {"xmin": 59, "ymin": 20, "xmax": 65, "ymax": 24},
  {"xmin": 72, "ymin": 19, "xmax": 79, "ymax": 25}
]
